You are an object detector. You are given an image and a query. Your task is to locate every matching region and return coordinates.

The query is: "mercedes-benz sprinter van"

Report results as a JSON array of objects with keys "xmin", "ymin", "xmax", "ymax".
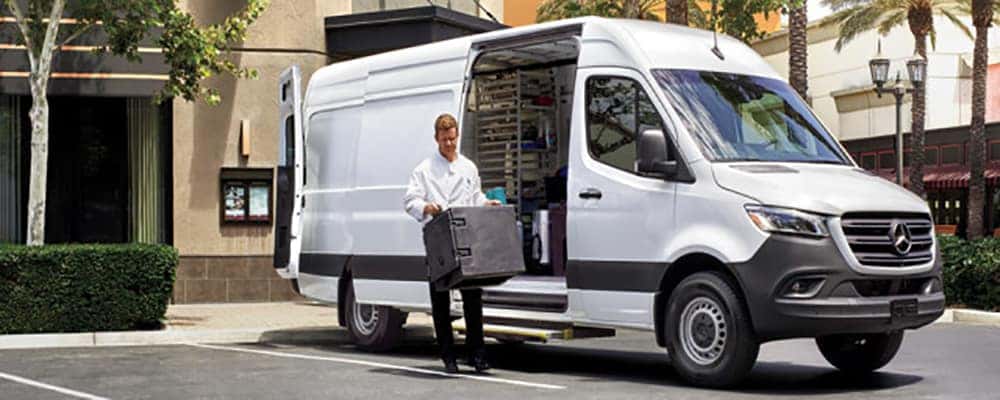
[{"xmin": 272, "ymin": 17, "xmax": 945, "ymax": 387}]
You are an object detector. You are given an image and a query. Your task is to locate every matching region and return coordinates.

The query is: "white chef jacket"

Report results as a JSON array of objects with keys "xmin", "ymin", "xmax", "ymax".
[{"xmin": 403, "ymin": 151, "xmax": 490, "ymax": 225}]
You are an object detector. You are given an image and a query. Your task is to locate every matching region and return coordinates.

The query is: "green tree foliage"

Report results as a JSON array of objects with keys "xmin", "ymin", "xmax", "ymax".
[
  {"xmin": 7, "ymin": 0, "xmax": 270, "ymax": 105},
  {"xmin": 820, "ymin": 0, "xmax": 971, "ymax": 52},
  {"xmin": 537, "ymin": 0, "xmax": 793, "ymax": 44},
  {"xmin": 537, "ymin": 0, "xmax": 663, "ymax": 21},
  {"xmin": 689, "ymin": 0, "xmax": 793, "ymax": 43},
  {"xmin": 3, "ymin": 0, "xmax": 269, "ymax": 245}
]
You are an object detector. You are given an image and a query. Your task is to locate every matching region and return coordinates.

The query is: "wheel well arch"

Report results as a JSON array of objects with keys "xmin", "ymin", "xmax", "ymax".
[
  {"xmin": 653, "ymin": 252, "xmax": 753, "ymax": 347},
  {"xmin": 337, "ymin": 266, "xmax": 352, "ymax": 328}
]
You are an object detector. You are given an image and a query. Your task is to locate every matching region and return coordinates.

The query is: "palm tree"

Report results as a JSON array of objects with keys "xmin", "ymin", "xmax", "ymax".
[
  {"xmin": 965, "ymin": 0, "xmax": 997, "ymax": 239},
  {"xmin": 789, "ymin": 1, "xmax": 809, "ymax": 101},
  {"xmin": 668, "ymin": 0, "xmax": 690, "ymax": 24},
  {"xmin": 822, "ymin": 0, "xmax": 972, "ymax": 199}
]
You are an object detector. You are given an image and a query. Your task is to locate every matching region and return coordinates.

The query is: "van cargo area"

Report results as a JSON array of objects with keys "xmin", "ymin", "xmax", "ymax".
[{"xmin": 462, "ymin": 38, "xmax": 578, "ymax": 281}]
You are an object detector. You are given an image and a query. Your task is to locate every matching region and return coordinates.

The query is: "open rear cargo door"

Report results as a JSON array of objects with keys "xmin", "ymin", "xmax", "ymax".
[{"xmin": 273, "ymin": 66, "xmax": 304, "ymax": 278}]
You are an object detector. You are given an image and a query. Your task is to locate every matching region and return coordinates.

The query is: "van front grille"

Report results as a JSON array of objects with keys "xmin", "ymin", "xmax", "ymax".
[{"xmin": 840, "ymin": 213, "xmax": 934, "ymax": 267}]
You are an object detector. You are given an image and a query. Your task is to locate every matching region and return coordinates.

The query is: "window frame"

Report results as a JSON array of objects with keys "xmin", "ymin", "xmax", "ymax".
[
  {"xmin": 989, "ymin": 140, "xmax": 1000, "ymax": 162},
  {"xmin": 877, "ymin": 150, "xmax": 896, "ymax": 171},
  {"xmin": 583, "ymin": 74, "xmax": 676, "ymax": 179},
  {"xmin": 860, "ymin": 151, "xmax": 877, "ymax": 171},
  {"xmin": 940, "ymin": 144, "xmax": 963, "ymax": 166}
]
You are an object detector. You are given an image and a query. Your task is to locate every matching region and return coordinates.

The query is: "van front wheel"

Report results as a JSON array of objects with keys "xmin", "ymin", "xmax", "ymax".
[
  {"xmin": 816, "ymin": 331, "xmax": 903, "ymax": 374},
  {"xmin": 665, "ymin": 272, "xmax": 759, "ymax": 388},
  {"xmin": 344, "ymin": 281, "xmax": 406, "ymax": 352}
]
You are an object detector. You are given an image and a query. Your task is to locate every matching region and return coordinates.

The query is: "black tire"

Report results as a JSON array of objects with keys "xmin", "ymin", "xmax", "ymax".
[
  {"xmin": 343, "ymin": 280, "xmax": 406, "ymax": 352},
  {"xmin": 665, "ymin": 271, "xmax": 759, "ymax": 388},
  {"xmin": 816, "ymin": 331, "xmax": 903, "ymax": 374}
]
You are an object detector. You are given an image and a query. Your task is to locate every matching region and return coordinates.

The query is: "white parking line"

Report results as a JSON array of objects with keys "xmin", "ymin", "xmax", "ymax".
[
  {"xmin": 0, "ymin": 371, "xmax": 110, "ymax": 400},
  {"xmin": 189, "ymin": 343, "xmax": 566, "ymax": 390}
]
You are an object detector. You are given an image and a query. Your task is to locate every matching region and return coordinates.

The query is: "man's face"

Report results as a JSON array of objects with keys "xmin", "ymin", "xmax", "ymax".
[{"xmin": 436, "ymin": 127, "xmax": 459, "ymax": 159}]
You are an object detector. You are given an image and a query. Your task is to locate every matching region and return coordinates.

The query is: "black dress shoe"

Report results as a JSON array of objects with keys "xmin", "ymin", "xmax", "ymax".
[
  {"xmin": 468, "ymin": 350, "xmax": 490, "ymax": 373},
  {"xmin": 443, "ymin": 358, "xmax": 459, "ymax": 374}
]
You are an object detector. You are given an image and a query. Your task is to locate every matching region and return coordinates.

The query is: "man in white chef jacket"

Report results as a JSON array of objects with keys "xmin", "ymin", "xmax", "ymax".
[{"xmin": 404, "ymin": 113, "xmax": 500, "ymax": 374}]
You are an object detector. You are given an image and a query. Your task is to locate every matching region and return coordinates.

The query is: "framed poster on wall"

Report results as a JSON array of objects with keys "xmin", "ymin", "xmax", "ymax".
[
  {"xmin": 220, "ymin": 168, "xmax": 274, "ymax": 225},
  {"xmin": 223, "ymin": 182, "xmax": 247, "ymax": 222},
  {"xmin": 248, "ymin": 182, "xmax": 271, "ymax": 221}
]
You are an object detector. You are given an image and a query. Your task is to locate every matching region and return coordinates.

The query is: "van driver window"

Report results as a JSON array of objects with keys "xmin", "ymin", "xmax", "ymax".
[{"xmin": 586, "ymin": 76, "xmax": 666, "ymax": 173}]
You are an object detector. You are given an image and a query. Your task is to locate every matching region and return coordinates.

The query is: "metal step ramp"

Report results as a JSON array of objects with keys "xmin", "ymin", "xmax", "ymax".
[{"xmin": 451, "ymin": 320, "xmax": 615, "ymax": 343}]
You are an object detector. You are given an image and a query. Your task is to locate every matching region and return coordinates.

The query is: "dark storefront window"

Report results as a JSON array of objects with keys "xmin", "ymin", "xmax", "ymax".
[
  {"xmin": 941, "ymin": 145, "xmax": 962, "ymax": 165},
  {"xmin": 878, "ymin": 152, "xmax": 895, "ymax": 170},
  {"xmin": 904, "ymin": 150, "xmax": 912, "ymax": 167},
  {"xmin": 861, "ymin": 153, "xmax": 876, "ymax": 170},
  {"xmin": 0, "ymin": 96, "xmax": 170, "ymax": 244},
  {"xmin": 990, "ymin": 141, "xmax": 1000, "ymax": 161}
]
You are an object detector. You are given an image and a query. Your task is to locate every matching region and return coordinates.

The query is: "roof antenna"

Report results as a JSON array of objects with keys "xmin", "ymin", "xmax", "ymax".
[{"xmin": 710, "ymin": 0, "xmax": 725, "ymax": 60}]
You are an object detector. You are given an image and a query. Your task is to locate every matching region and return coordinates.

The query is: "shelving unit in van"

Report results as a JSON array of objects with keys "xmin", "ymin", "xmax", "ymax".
[{"xmin": 473, "ymin": 68, "xmax": 559, "ymax": 217}]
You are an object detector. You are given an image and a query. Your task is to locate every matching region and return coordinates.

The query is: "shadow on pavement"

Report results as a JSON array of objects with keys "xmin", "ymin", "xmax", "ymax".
[{"xmin": 252, "ymin": 326, "xmax": 923, "ymax": 395}]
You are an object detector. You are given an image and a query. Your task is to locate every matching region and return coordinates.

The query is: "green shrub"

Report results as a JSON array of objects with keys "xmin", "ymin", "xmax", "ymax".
[
  {"xmin": 0, "ymin": 243, "xmax": 177, "ymax": 334},
  {"xmin": 938, "ymin": 235, "xmax": 1000, "ymax": 311}
]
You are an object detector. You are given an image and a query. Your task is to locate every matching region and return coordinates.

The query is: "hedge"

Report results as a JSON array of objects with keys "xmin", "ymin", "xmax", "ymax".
[
  {"xmin": 0, "ymin": 243, "xmax": 178, "ymax": 334},
  {"xmin": 938, "ymin": 235, "xmax": 1000, "ymax": 312}
]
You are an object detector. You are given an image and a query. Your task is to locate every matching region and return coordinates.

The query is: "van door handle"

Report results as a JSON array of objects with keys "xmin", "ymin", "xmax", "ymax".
[{"xmin": 579, "ymin": 188, "xmax": 602, "ymax": 200}]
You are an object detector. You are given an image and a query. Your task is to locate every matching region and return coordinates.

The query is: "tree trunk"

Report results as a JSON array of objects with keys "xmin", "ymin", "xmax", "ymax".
[
  {"xmin": 666, "ymin": 0, "xmax": 688, "ymax": 25},
  {"xmin": 622, "ymin": 0, "xmax": 640, "ymax": 18},
  {"xmin": 24, "ymin": 0, "xmax": 65, "ymax": 245},
  {"xmin": 26, "ymin": 75, "xmax": 51, "ymax": 245},
  {"xmin": 788, "ymin": 2, "xmax": 808, "ymax": 102},
  {"xmin": 908, "ymin": 35, "xmax": 928, "ymax": 199},
  {"xmin": 966, "ymin": 1, "xmax": 993, "ymax": 239}
]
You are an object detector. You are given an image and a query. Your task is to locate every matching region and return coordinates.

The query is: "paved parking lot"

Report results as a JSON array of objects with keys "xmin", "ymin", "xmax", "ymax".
[{"xmin": 1, "ymin": 323, "xmax": 998, "ymax": 400}]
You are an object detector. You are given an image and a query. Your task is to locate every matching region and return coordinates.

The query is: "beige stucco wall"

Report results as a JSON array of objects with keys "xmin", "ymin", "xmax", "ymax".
[{"xmin": 173, "ymin": 0, "xmax": 328, "ymax": 256}]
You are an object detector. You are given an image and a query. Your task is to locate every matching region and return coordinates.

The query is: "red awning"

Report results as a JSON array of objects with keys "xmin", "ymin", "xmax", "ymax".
[{"xmin": 873, "ymin": 167, "xmax": 1000, "ymax": 190}]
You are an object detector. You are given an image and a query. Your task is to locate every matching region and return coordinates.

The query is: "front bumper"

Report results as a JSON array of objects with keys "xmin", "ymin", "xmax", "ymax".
[{"xmin": 730, "ymin": 234, "xmax": 945, "ymax": 342}]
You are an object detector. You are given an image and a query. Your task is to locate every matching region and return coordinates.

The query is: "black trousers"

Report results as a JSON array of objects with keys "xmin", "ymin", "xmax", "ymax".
[{"xmin": 429, "ymin": 283, "xmax": 484, "ymax": 360}]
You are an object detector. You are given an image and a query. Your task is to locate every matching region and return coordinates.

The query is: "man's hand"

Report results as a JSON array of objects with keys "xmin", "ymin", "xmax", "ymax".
[
  {"xmin": 486, "ymin": 200, "xmax": 501, "ymax": 206},
  {"xmin": 424, "ymin": 203, "xmax": 443, "ymax": 217}
]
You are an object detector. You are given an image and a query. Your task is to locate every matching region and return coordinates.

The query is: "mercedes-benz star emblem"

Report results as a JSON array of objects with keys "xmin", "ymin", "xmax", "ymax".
[{"xmin": 890, "ymin": 221, "xmax": 913, "ymax": 255}]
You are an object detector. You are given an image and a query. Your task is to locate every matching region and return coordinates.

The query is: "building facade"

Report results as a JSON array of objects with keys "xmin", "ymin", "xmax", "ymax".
[
  {"xmin": 0, "ymin": 0, "xmax": 505, "ymax": 303},
  {"xmin": 753, "ymin": 17, "xmax": 1000, "ymax": 236}
]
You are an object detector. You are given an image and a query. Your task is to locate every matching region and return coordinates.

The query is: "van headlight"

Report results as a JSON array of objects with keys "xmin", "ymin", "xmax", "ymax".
[{"xmin": 745, "ymin": 205, "xmax": 829, "ymax": 238}]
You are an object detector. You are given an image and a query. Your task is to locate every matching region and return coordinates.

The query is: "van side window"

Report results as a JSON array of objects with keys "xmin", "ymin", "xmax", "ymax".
[{"xmin": 586, "ymin": 76, "xmax": 666, "ymax": 173}]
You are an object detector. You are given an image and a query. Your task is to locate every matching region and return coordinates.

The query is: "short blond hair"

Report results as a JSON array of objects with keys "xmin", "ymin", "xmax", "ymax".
[{"xmin": 434, "ymin": 113, "xmax": 458, "ymax": 137}]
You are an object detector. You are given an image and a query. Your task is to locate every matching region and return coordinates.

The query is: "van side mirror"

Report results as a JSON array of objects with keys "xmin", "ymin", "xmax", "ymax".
[{"xmin": 637, "ymin": 129, "xmax": 677, "ymax": 178}]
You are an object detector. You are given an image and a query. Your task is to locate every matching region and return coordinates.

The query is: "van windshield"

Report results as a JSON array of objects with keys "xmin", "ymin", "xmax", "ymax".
[{"xmin": 652, "ymin": 69, "xmax": 848, "ymax": 164}]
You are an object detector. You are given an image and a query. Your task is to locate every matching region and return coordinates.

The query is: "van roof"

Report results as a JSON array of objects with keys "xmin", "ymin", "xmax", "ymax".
[{"xmin": 306, "ymin": 17, "xmax": 780, "ymax": 103}]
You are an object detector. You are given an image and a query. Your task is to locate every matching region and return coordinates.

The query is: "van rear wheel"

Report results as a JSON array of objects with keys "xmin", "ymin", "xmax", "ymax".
[
  {"xmin": 816, "ymin": 331, "xmax": 903, "ymax": 374},
  {"xmin": 665, "ymin": 272, "xmax": 759, "ymax": 388},
  {"xmin": 344, "ymin": 280, "xmax": 406, "ymax": 352}
]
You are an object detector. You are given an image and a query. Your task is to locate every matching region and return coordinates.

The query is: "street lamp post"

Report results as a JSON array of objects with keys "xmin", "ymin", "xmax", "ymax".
[{"xmin": 868, "ymin": 49, "xmax": 927, "ymax": 185}]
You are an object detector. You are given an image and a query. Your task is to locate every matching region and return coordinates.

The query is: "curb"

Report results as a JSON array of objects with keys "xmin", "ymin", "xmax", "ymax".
[
  {"xmin": 0, "ymin": 326, "xmax": 342, "ymax": 351},
  {"xmin": 950, "ymin": 309, "xmax": 1000, "ymax": 326}
]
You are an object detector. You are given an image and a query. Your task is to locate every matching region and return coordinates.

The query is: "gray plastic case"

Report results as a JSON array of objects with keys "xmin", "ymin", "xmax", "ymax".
[{"xmin": 423, "ymin": 206, "xmax": 526, "ymax": 290}]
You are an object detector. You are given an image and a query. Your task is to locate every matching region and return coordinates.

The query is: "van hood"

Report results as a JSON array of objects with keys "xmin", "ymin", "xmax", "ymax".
[{"xmin": 712, "ymin": 163, "xmax": 930, "ymax": 216}]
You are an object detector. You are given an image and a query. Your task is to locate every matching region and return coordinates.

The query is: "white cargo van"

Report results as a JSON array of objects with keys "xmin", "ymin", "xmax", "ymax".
[{"xmin": 272, "ymin": 17, "xmax": 945, "ymax": 387}]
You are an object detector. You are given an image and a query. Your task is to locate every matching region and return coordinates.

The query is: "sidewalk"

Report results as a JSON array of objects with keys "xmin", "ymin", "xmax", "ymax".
[{"xmin": 0, "ymin": 302, "xmax": 432, "ymax": 350}]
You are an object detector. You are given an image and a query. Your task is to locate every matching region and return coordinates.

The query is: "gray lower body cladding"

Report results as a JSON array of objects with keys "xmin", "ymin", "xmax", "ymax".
[{"xmin": 730, "ymin": 234, "xmax": 945, "ymax": 342}]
